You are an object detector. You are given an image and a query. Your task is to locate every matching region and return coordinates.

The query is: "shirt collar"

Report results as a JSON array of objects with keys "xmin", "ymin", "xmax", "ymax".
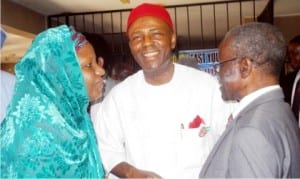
[{"xmin": 232, "ymin": 85, "xmax": 281, "ymax": 118}]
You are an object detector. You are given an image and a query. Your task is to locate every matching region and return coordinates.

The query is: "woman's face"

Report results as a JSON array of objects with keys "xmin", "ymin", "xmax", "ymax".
[{"xmin": 77, "ymin": 42, "xmax": 105, "ymax": 102}]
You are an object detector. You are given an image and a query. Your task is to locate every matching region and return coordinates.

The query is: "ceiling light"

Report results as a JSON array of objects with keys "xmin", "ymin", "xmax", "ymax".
[{"xmin": 120, "ymin": 0, "xmax": 130, "ymax": 4}]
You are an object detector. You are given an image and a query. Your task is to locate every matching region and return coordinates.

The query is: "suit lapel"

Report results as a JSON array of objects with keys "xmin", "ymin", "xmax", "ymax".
[
  {"xmin": 201, "ymin": 117, "xmax": 236, "ymax": 173},
  {"xmin": 201, "ymin": 88, "xmax": 285, "ymax": 176}
]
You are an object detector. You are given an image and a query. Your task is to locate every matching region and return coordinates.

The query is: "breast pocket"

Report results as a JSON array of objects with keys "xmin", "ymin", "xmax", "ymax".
[{"xmin": 177, "ymin": 128, "xmax": 215, "ymax": 169}]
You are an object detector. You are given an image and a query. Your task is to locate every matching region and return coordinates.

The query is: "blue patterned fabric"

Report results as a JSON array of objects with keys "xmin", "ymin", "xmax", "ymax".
[{"xmin": 0, "ymin": 25, "xmax": 104, "ymax": 178}]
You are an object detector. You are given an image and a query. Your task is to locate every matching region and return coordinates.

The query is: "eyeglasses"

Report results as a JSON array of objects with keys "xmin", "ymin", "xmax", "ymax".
[{"xmin": 213, "ymin": 57, "xmax": 239, "ymax": 73}]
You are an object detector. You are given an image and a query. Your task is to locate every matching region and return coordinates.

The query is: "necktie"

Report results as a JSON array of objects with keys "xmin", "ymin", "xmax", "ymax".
[
  {"xmin": 226, "ymin": 114, "xmax": 234, "ymax": 127},
  {"xmin": 228, "ymin": 114, "xmax": 234, "ymax": 123},
  {"xmin": 292, "ymin": 79, "xmax": 300, "ymax": 122}
]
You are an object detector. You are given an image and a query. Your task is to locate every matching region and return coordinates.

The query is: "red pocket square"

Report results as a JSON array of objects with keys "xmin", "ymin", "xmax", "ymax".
[{"xmin": 189, "ymin": 115, "xmax": 205, "ymax": 128}]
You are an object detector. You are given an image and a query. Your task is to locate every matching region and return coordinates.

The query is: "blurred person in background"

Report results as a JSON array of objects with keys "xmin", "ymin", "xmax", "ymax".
[
  {"xmin": 105, "ymin": 61, "xmax": 134, "ymax": 95},
  {"xmin": 280, "ymin": 35, "xmax": 300, "ymax": 105},
  {"xmin": 0, "ymin": 28, "xmax": 16, "ymax": 123},
  {"xmin": 280, "ymin": 35, "xmax": 300, "ymax": 122}
]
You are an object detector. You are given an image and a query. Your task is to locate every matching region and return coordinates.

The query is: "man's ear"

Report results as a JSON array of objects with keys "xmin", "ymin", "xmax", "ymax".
[
  {"xmin": 97, "ymin": 57, "xmax": 104, "ymax": 67},
  {"xmin": 171, "ymin": 31, "xmax": 176, "ymax": 50},
  {"xmin": 239, "ymin": 58, "xmax": 252, "ymax": 78}
]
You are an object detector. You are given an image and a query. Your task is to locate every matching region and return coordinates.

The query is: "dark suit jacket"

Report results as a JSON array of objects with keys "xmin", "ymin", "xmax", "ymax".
[
  {"xmin": 199, "ymin": 88, "xmax": 300, "ymax": 178},
  {"xmin": 280, "ymin": 70, "xmax": 298, "ymax": 104}
]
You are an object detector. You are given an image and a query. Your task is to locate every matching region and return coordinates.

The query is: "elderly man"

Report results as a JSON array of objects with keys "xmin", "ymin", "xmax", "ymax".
[
  {"xmin": 199, "ymin": 22, "xmax": 300, "ymax": 178},
  {"xmin": 94, "ymin": 3, "xmax": 234, "ymax": 179}
]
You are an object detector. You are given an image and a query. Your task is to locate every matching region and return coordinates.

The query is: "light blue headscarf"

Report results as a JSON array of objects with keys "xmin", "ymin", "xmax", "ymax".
[{"xmin": 1, "ymin": 25, "xmax": 104, "ymax": 178}]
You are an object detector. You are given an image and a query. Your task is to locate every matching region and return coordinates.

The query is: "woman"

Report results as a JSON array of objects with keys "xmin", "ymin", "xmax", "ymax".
[{"xmin": 1, "ymin": 25, "xmax": 105, "ymax": 178}]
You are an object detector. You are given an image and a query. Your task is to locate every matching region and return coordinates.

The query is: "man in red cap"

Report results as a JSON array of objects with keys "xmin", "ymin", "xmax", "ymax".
[{"xmin": 94, "ymin": 3, "xmax": 234, "ymax": 178}]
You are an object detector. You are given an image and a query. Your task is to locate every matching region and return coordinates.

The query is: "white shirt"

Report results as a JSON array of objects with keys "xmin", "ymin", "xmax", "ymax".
[
  {"xmin": 232, "ymin": 85, "xmax": 281, "ymax": 119},
  {"xmin": 94, "ymin": 64, "xmax": 235, "ymax": 178},
  {"xmin": 0, "ymin": 70, "xmax": 15, "ymax": 123}
]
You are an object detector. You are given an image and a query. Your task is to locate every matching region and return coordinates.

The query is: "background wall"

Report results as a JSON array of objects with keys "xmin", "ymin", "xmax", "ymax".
[
  {"xmin": 1, "ymin": 0, "xmax": 46, "ymax": 73},
  {"xmin": 274, "ymin": 15, "xmax": 300, "ymax": 41},
  {"xmin": 1, "ymin": 0, "xmax": 46, "ymax": 35},
  {"xmin": 1, "ymin": 0, "xmax": 300, "ymax": 73}
]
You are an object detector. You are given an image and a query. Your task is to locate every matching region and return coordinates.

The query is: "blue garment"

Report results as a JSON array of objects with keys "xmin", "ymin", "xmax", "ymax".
[{"xmin": 1, "ymin": 25, "xmax": 104, "ymax": 178}]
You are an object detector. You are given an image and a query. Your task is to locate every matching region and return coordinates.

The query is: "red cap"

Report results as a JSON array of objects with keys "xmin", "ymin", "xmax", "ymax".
[{"xmin": 126, "ymin": 3, "xmax": 174, "ymax": 33}]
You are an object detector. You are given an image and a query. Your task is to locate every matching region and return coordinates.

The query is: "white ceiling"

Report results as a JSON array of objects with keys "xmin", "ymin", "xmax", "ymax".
[{"xmin": 2, "ymin": 0, "xmax": 300, "ymax": 64}]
